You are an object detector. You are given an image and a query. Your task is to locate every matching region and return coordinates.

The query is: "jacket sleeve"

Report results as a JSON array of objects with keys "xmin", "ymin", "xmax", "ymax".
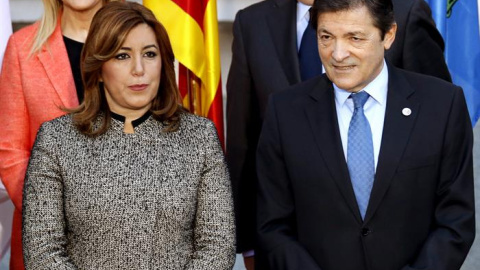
[
  {"xmin": 402, "ymin": 87, "xmax": 475, "ymax": 270},
  {"xmin": 22, "ymin": 123, "xmax": 77, "ymax": 270},
  {"xmin": 256, "ymin": 97, "xmax": 322, "ymax": 270},
  {"xmin": 226, "ymin": 10, "xmax": 260, "ymax": 253},
  {"xmin": 185, "ymin": 120, "xmax": 236, "ymax": 270},
  {"xmin": 401, "ymin": 0, "xmax": 452, "ymax": 82},
  {"xmin": 0, "ymin": 33, "xmax": 32, "ymax": 211}
]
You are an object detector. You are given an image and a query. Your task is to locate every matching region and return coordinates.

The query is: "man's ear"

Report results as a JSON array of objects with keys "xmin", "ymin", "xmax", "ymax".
[{"xmin": 383, "ymin": 23, "xmax": 397, "ymax": 50}]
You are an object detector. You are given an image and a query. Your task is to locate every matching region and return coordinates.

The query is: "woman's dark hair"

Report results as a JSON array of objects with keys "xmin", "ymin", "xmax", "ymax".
[
  {"xmin": 311, "ymin": 0, "xmax": 395, "ymax": 40},
  {"xmin": 68, "ymin": 1, "xmax": 183, "ymax": 136}
]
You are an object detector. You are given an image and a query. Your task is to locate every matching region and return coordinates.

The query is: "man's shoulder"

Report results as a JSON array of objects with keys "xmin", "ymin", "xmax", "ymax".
[
  {"xmin": 237, "ymin": 0, "xmax": 291, "ymax": 19},
  {"xmin": 391, "ymin": 0, "xmax": 415, "ymax": 12},
  {"xmin": 392, "ymin": 0, "xmax": 428, "ymax": 9},
  {"xmin": 271, "ymin": 75, "xmax": 330, "ymax": 104},
  {"xmin": 391, "ymin": 67, "xmax": 461, "ymax": 104},
  {"xmin": 395, "ymin": 67, "xmax": 457, "ymax": 90},
  {"xmin": 392, "ymin": 0, "xmax": 433, "ymax": 21}
]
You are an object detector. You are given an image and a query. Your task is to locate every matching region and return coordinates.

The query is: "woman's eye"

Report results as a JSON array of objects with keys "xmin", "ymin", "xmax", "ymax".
[
  {"xmin": 114, "ymin": 53, "xmax": 129, "ymax": 60},
  {"xmin": 144, "ymin": 51, "xmax": 157, "ymax": 58}
]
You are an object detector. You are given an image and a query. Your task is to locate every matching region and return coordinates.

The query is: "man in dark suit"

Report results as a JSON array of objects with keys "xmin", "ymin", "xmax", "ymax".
[
  {"xmin": 256, "ymin": 0, "xmax": 475, "ymax": 269},
  {"xmin": 226, "ymin": 0, "xmax": 452, "ymax": 267}
]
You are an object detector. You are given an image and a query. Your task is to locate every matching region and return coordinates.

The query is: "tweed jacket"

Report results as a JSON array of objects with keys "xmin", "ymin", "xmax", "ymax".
[
  {"xmin": 0, "ymin": 19, "xmax": 78, "ymax": 269},
  {"xmin": 22, "ymin": 113, "xmax": 236, "ymax": 270}
]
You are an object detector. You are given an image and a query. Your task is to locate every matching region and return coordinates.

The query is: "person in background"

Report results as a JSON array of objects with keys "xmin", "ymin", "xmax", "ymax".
[
  {"xmin": 22, "ymin": 2, "xmax": 235, "ymax": 269},
  {"xmin": 226, "ymin": 0, "xmax": 451, "ymax": 268},
  {"xmin": 256, "ymin": 0, "xmax": 474, "ymax": 269},
  {"xmin": 0, "ymin": 188, "xmax": 14, "ymax": 264},
  {"xmin": 0, "ymin": 0, "xmax": 118, "ymax": 268},
  {"xmin": 0, "ymin": 0, "xmax": 13, "ymax": 265}
]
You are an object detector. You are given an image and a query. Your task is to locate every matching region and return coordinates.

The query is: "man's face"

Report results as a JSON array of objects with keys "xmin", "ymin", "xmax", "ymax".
[{"xmin": 316, "ymin": 5, "xmax": 396, "ymax": 92}]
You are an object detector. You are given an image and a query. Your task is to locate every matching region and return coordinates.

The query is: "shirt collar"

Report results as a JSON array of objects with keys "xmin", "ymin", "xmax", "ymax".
[
  {"xmin": 297, "ymin": 1, "xmax": 311, "ymax": 24},
  {"xmin": 110, "ymin": 110, "xmax": 152, "ymax": 128},
  {"xmin": 334, "ymin": 59, "xmax": 389, "ymax": 107}
]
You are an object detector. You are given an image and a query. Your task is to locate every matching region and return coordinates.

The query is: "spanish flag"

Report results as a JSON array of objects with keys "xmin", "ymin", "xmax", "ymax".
[{"xmin": 144, "ymin": 0, "xmax": 225, "ymax": 146}]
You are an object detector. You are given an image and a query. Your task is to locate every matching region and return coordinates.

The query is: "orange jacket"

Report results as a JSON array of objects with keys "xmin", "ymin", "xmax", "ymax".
[{"xmin": 0, "ymin": 19, "xmax": 78, "ymax": 269}]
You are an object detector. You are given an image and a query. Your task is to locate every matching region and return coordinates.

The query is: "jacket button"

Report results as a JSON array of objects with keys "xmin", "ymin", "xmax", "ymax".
[{"xmin": 361, "ymin": 228, "xmax": 371, "ymax": 236}]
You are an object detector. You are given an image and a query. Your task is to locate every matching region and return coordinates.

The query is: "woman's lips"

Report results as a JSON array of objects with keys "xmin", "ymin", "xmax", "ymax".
[{"xmin": 129, "ymin": 84, "xmax": 149, "ymax": 91}]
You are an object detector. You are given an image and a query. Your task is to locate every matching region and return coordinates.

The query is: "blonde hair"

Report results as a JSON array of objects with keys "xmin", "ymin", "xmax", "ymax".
[{"xmin": 30, "ymin": 0, "xmax": 117, "ymax": 56}]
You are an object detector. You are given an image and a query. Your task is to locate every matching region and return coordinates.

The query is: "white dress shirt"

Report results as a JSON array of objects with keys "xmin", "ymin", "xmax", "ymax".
[
  {"xmin": 334, "ymin": 60, "xmax": 389, "ymax": 169},
  {"xmin": 296, "ymin": 2, "xmax": 325, "ymax": 73},
  {"xmin": 296, "ymin": 2, "xmax": 311, "ymax": 51}
]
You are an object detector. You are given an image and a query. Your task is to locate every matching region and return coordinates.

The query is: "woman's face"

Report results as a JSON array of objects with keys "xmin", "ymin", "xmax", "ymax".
[
  {"xmin": 62, "ymin": 0, "xmax": 104, "ymax": 13},
  {"xmin": 101, "ymin": 24, "xmax": 162, "ymax": 117}
]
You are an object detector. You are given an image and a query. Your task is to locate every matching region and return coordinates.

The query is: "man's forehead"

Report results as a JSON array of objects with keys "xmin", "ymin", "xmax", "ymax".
[
  {"xmin": 317, "ymin": 6, "xmax": 371, "ymax": 20},
  {"xmin": 316, "ymin": 6, "xmax": 375, "ymax": 29}
]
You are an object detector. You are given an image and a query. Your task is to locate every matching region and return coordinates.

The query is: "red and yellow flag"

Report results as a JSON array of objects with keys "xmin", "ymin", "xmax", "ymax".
[{"xmin": 144, "ymin": 0, "xmax": 224, "ymax": 146}]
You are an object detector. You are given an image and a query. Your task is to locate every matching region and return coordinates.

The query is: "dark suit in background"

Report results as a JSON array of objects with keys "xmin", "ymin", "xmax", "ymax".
[{"xmin": 226, "ymin": 0, "xmax": 452, "ymax": 254}]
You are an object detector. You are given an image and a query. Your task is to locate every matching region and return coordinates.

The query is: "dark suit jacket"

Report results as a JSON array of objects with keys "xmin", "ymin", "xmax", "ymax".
[
  {"xmin": 256, "ymin": 64, "xmax": 475, "ymax": 270},
  {"xmin": 226, "ymin": 0, "xmax": 452, "ymax": 253}
]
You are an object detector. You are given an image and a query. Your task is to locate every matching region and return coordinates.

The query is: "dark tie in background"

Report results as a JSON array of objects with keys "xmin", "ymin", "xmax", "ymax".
[
  {"xmin": 298, "ymin": 16, "xmax": 323, "ymax": 81},
  {"xmin": 347, "ymin": 92, "xmax": 375, "ymax": 219}
]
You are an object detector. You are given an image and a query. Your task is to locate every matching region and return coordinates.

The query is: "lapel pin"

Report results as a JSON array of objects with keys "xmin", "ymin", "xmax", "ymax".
[{"xmin": 402, "ymin": 108, "xmax": 412, "ymax": 116}]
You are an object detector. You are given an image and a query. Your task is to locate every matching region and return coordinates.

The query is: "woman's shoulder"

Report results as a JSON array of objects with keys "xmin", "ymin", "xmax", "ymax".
[
  {"xmin": 31, "ymin": 114, "xmax": 79, "ymax": 150},
  {"xmin": 9, "ymin": 22, "xmax": 40, "ymax": 47},
  {"xmin": 178, "ymin": 112, "xmax": 216, "ymax": 132},
  {"xmin": 174, "ymin": 112, "xmax": 221, "ymax": 145},
  {"xmin": 38, "ymin": 114, "xmax": 76, "ymax": 135}
]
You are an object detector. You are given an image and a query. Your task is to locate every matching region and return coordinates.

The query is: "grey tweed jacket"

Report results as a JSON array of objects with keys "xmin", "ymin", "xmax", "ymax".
[{"xmin": 22, "ymin": 113, "xmax": 235, "ymax": 270}]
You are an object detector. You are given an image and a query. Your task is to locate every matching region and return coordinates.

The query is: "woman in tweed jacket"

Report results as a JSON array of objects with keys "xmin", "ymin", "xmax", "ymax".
[{"xmin": 21, "ymin": 2, "xmax": 235, "ymax": 269}]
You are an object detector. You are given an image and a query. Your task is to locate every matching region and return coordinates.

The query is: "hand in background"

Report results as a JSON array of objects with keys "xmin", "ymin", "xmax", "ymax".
[{"xmin": 244, "ymin": 256, "xmax": 254, "ymax": 270}]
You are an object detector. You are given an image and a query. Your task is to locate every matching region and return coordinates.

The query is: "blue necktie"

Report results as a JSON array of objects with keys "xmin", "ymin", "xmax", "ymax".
[
  {"xmin": 347, "ymin": 91, "xmax": 374, "ymax": 219},
  {"xmin": 298, "ymin": 17, "xmax": 323, "ymax": 81}
]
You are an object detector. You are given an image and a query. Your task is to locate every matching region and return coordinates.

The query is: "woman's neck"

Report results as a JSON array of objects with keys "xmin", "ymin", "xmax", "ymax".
[{"xmin": 61, "ymin": 6, "xmax": 100, "ymax": 43}]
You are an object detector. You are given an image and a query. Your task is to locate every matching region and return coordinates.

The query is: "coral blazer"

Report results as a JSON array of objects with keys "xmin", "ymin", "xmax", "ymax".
[{"xmin": 0, "ymin": 20, "xmax": 78, "ymax": 269}]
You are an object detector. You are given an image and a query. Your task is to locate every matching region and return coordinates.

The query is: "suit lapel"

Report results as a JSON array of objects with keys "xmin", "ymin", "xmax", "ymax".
[
  {"xmin": 266, "ymin": 0, "xmax": 302, "ymax": 84},
  {"xmin": 37, "ymin": 21, "xmax": 79, "ymax": 108},
  {"xmin": 364, "ymin": 66, "xmax": 419, "ymax": 224},
  {"xmin": 304, "ymin": 77, "xmax": 363, "ymax": 223}
]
